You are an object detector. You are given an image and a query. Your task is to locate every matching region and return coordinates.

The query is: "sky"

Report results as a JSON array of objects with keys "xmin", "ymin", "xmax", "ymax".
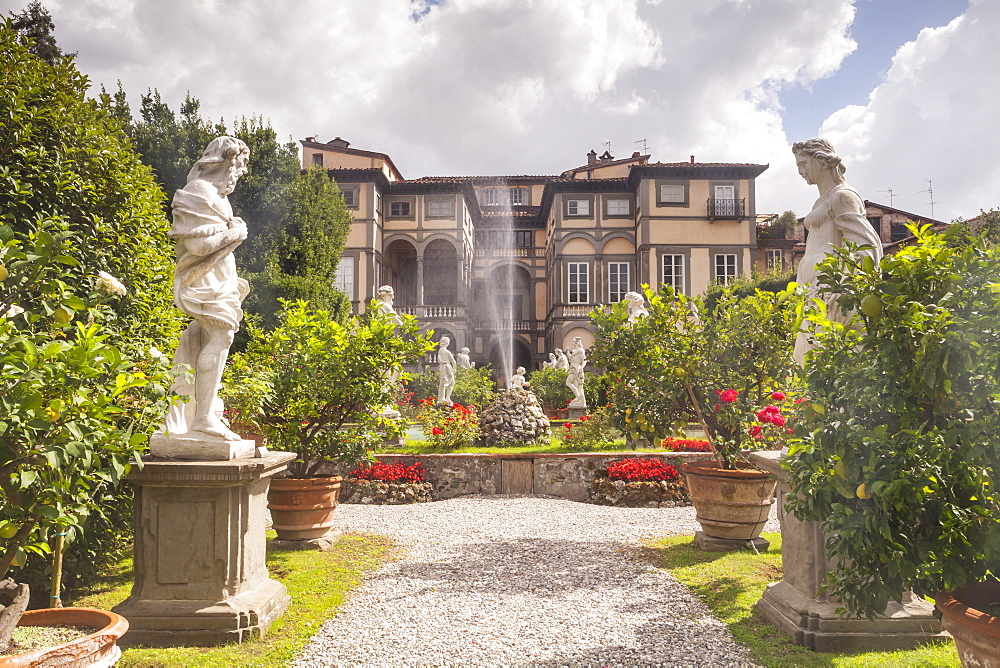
[{"xmin": 5, "ymin": 0, "xmax": 994, "ymax": 222}]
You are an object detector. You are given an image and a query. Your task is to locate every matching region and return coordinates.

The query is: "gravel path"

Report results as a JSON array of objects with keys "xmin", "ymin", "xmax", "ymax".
[{"xmin": 295, "ymin": 496, "xmax": 777, "ymax": 667}]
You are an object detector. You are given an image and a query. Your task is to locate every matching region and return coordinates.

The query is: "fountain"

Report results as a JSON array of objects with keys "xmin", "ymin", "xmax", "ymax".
[{"xmin": 479, "ymin": 179, "xmax": 516, "ymax": 388}]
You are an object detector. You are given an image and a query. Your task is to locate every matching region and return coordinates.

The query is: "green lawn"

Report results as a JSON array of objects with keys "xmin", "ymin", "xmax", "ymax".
[
  {"xmin": 645, "ymin": 533, "xmax": 959, "ymax": 667},
  {"xmin": 67, "ymin": 533, "xmax": 397, "ymax": 667}
]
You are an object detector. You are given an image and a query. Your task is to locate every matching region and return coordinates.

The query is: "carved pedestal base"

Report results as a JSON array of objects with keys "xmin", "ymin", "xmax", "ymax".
[
  {"xmin": 749, "ymin": 452, "xmax": 946, "ymax": 652},
  {"xmin": 149, "ymin": 433, "xmax": 256, "ymax": 460},
  {"xmin": 567, "ymin": 406, "xmax": 588, "ymax": 419},
  {"xmin": 113, "ymin": 452, "xmax": 295, "ymax": 647}
]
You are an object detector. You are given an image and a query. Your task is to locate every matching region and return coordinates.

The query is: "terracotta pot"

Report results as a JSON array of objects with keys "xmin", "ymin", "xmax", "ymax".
[
  {"xmin": 6, "ymin": 607, "xmax": 128, "ymax": 667},
  {"xmin": 936, "ymin": 581, "xmax": 1000, "ymax": 667},
  {"xmin": 267, "ymin": 476, "xmax": 342, "ymax": 540},
  {"xmin": 681, "ymin": 460, "xmax": 776, "ymax": 540}
]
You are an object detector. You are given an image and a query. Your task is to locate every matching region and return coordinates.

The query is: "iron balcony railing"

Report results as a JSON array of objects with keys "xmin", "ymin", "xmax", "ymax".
[{"xmin": 707, "ymin": 198, "xmax": 745, "ymax": 218}]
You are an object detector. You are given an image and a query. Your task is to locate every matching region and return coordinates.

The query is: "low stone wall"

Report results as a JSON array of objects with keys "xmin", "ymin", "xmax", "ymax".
[
  {"xmin": 340, "ymin": 480, "xmax": 433, "ymax": 505},
  {"xmin": 317, "ymin": 452, "xmax": 713, "ymax": 504},
  {"xmin": 590, "ymin": 477, "xmax": 690, "ymax": 508}
]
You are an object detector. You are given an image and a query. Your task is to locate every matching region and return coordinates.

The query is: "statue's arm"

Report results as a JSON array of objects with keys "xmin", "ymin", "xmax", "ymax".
[
  {"xmin": 180, "ymin": 220, "xmax": 247, "ymax": 257},
  {"xmin": 831, "ymin": 190, "xmax": 881, "ymax": 251}
]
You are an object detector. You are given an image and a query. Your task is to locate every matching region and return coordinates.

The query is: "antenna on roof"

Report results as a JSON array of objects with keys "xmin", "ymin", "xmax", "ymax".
[
  {"xmin": 919, "ymin": 180, "xmax": 939, "ymax": 220},
  {"xmin": 634, "ymin": 138, "xmax": 648, "ymax": 155},
  {"xmin": 603, "ymin": 138, "xmax": 612, "ymax": 155},
  {"xmin": 879, "ymin": 188, "xmax": 896, "ymax": 207}
]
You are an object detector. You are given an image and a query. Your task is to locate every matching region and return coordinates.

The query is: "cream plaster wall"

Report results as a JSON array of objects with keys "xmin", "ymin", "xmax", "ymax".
[
  {"xmin": 689, "ymin": 248, "xmax": 711, "ymax": 294},
  {"xmin": 562, "ymin": 237, "xmax": 596, "ymax": 254},
  {"xmin": 648, "ymin": 220, "xmax": 751, "ymax": 245},
  {"xmin": 602, "ymin": 237, "xmax": 635, "ymax": 254},
  {"xmin": 562, "ymin": 327, "xmax": 595, "ymax": 350}
]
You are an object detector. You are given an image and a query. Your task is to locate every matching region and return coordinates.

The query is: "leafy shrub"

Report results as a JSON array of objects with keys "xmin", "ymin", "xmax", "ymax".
[
  {"xmin": 350, "ymin": 462, "xmax": 426, "ymax": 484},
  {"xmin": 405, "ymin": 366, "xmax": 496, "ymax": 409},
  {"xmin": 787, "ymin": 226, "xmax": 1000, "ymax": 616},
  {"xmin": 606, "ymin": 459, "xmax": 679, "ymax": 482},
  {"xmin": 702, "ymin": 270, "xmax": 797, "ymax": 312},
  {"xmin": 560, "ymin": 408, "xmax": 622, "ymax": 451},
  {"xmin": 414, "ymin": 400, "xmax": 479, "ymax": 451},
  {"xmin": 527, "ymin": 366, "xmax": 573, "ymax": 411}
]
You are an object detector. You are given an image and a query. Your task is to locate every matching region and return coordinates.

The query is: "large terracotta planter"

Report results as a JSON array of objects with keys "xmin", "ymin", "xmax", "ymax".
[
  {"xmin": 936, "ymin": 581, "xmax": 1000, "ymax": 667},
  {"xmin": 6, "ymin": 607, "xmax": 128, "ymax": 667},
  {"xmin": 267, "ymin": 476, "xmax": 342, "ymax": 540},
  {"xmin": 681, "ymin": 460, "xmax": 776, "ymax": 539}
]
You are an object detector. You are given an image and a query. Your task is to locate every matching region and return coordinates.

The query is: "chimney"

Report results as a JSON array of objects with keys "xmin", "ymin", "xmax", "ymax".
[
  {"xmin": 328, "ymin": 137, "xmax": 350, "ymax": 148},
  {"xmin": 690, "ymin": 155, "xmax": 695, "ymax": 164},
  {"xmin": 631, "ymin": 151, "xmax": 640, "ymax": 158},
  {"xmin": 587, "ymin": 149, "xmax": 598, "ymax": 165}
]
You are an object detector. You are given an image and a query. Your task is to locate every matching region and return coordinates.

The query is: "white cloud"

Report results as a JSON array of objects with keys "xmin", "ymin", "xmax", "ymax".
[
  {"xmin": 29, "ymin": 0, "xmax": 885, "ymax": 213},
  {"xmin": 817, "ymin": 0, "xmax": 996, "ymax": 221}
]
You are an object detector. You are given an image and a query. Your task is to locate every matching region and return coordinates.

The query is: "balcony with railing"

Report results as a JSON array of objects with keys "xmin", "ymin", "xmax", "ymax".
[
  {"xmin": 394, "ymin": 305, "xmax": 465, "ymax": 320},
  {"xmin": 473, "ymin": 246, "xmax": 546, "ymax": 258},
  {"xmin": 472, "ymin": 320, "xmax": 538, "ymax": 332},
  {"xmin": 707, "ymin": 198, "xmax": 746, "ymax": 219}
]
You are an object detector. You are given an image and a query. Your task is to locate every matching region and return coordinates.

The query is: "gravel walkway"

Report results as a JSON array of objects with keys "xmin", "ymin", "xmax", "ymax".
[{"xmin": 295, "ymin": 496, "xmax": 777, "ymax": 667}]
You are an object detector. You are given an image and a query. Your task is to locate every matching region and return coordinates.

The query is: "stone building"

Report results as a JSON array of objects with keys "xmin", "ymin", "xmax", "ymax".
[{"xmin": 301, "ymin": 136, "xmax": 779, "ymax": 372}]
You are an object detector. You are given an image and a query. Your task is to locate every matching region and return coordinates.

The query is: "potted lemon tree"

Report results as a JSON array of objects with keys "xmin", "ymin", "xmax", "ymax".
[
  {"xmin": 229, "ymin": 300, "xmax": 433, "ymax": 540},
  {"xmin": 591, "ymin": 284, "xmax": 802, "ymax": 542},
  {"xmin": 786, "ymin": 226, "xmax": 1000, "ymax": 665}
]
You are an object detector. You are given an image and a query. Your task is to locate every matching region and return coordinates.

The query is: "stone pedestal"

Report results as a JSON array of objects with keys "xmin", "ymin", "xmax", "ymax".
[
  {"xmin": 567, "ymin": 406, "xmax": 588, "ymax": 419},
  {"xmin": 749, "ymin": 451, "xmax": 946, "ymax": 652},
  {"xmin": 113, "ymin": 452, "xmax": 296, "ymax": 647}
]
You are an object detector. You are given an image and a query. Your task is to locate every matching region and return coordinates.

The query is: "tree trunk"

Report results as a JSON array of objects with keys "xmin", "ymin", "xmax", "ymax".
[{"xmin": 0, "ymin": 578, "xmax": 30, "ymax": 652}]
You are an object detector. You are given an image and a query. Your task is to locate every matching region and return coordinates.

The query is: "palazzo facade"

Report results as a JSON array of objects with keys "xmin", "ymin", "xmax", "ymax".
[{"xmin": 301, "ymin": 136, "xmax": 787, "ymax": 372}]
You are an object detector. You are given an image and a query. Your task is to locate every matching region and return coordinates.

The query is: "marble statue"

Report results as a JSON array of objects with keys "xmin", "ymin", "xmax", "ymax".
[
  {"xmin": 437, "ymin": 336, "xmax": 456, "ymax": 405},
  {"xmin": 159, "ymin": 136, "xmax": 250, "ymax": 444},
  {"xmin": 510, "ymin": 366, "xmax": 527, "ymax": 389},
  {"xmin": 554, "ymin": 348, "xmax": 569, "ymax": 371},
  {"xmin": 374, "ymin": 285, "xmax": 405, "ymax": 418},
  {"xmin": 792, "ymin": 138, "xmax": 883, "ymax": 364},
  {"xmin": 566, "ymin": 337, "xmax": 587, "ymax": 408},
  {"xmin": 542, "ymin": 352, "xmax": 557, "ymax": 369},
  {"xmin": 624, "ymin": 291, "xmax": 648, "ymax": 324},
  {"xmin": 456, "ymin": 346, "xmax": 473, "ymax": 369}
]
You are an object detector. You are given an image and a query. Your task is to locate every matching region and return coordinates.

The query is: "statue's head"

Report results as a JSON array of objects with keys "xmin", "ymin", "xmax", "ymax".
[
  {"xmin": 189, "ymin": 136, "xmax": 250, "ymax": 195},
  {"xmin": 516, "ymin": 366, "xmax": 525, "ymax": 375},
  {"xmin": 624, "ymin": 291, "xmax": 643, "ymax": 305},
  {"xmin": 792, "ymin": 138, "xmax": 845, "ymax": 183},
  {"xmin": 439, "ymin": 336, "xmax": 450, "ymax": 347},
  {"xmin": 460, "ymin": 347, "xmax": 470, "ymax": 355},
  {"xmin": 376, "ymin": 285, "xmax": 394, "ymax": 301},
  {"xmin": 555, "ymin": 348, "xmax": 562, "ymax": 355}
]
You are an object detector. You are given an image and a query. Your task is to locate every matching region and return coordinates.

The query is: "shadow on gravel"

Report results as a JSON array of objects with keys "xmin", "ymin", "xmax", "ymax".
[{"xmin": 375, "ymin": 537, "xmax": 649, "ymax": 597}]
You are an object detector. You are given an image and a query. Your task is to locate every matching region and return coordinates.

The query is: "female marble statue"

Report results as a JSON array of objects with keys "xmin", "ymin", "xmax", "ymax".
[
  {"xmin": 624, "ymin": 291, "xmax": 648, "ymax": 324},
  {"xmin": 566, "ymin": 337, "xmax": 587, "ymax": 408},
  {"xmin": 792, "ymin": 138, "xmax": 883, "ymax": 364},
  {"xmin": 542, "ymin": 352, "xmax": 557, "ymax": 369},
  {"xmin": 437, "ymin": 336, "xmax": 457, "ymax": 405},
  {"xmin": 554, "ymin": 348, "xmax": 569, "ymax": 371},
  {"xmin": 510, "ymin": 366, "xmax": 527, "ymax": 389},
  {"xmin": 456, "ymin": 347, "xmax": 473, "ymax": 369},
  {"xmin": 160, "ymin": 136, "xmax": 250, "ymax": 441}
]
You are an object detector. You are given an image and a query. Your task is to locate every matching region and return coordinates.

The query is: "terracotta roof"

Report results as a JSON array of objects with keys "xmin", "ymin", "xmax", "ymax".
[
  {"xmin": 644, "ymin": 161, "xmax": 766, "ymax": 169},
  {"xmin": 561, "ymin": 154, "xmax": 650, "ymax": 177}
]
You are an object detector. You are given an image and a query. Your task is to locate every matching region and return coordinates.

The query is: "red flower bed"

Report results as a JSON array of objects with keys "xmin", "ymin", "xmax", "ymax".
[
  {"xmin": 661, "ymin": 437, "xmax": 712, "ymax": 452},
  {"xmin": 607, "ymin": 458, "xmax": 679, "ymax": 482},
  {"xmin": 350, "ymin": 462, "xmax": 427, "ymax": 483}
]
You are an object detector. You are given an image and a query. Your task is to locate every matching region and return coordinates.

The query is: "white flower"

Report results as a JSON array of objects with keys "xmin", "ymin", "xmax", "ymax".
[
  {"xmin": 97, "ymin": 271, "xmax": 127, "ymax": 296},
  {"xmin": 149, "ymin": 346, "xmax": 166, "ymax": 360},
  {"xmin": 2, "ymin": 304, "xmax": 24, "ymax": 318}
]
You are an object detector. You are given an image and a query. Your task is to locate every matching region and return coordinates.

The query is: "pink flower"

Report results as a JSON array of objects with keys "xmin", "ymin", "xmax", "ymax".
[
  {"xmin": 749, "ymin": 424, "xmax": 762, "ymax": 437},
  {"xmin": 763, "ymin": 405, "xmax": 781, "ymax": 414},
  {"xmin": 771, "ymin": 415, "xmax": 787, "ymax": 427},
  {"xmin": 564, "ymin": 422, "xmax": 572, "ymax": 429},
  {"xmin": 431, "ymin": 427, "xmax": 443, "ymax": 435},
  {"xmin": 771, "ymin": 391, "xmax": 786, "ymax": 401},
  {"xmin": 719, "ymin": 389, "xmax": 738, "ymax": 403}
]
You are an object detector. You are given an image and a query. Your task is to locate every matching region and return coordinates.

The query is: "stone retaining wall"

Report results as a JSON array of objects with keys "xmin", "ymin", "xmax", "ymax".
[{"xmin": 316, "ymin": 452, "xmax": 713, "ymax": 504}]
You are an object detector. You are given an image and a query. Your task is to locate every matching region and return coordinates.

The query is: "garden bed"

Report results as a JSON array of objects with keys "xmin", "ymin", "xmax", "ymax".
[{"xmin": 318, "ymin": 452, "xmax": 714, "ymax": 503}]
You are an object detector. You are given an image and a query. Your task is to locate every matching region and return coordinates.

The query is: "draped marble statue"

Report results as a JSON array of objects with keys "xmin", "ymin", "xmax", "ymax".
[
  {"xmin": 456, "ymin": 347, "xmax": 473, "ymax": 369},
  {"xmin": 155, "ymin": 136, "xmax": 251, "ymax": 457},
  {"xmin": 566, "ymin": 337, "xmax": 587, "ymax": 409},
  {"xmin": 437, "ymin": 336, "xmax": 457, "ymax": 405},
  {"xmin": 624, "ymin": 291, "xmax": 648, "ymax": 324},
  {"xmin": 792, "ymin": 138, "xmax": 883, "ymax": 365},
  {"xmin": 375, "ymin": 285, "xmax": 405, "ymax": 418}
]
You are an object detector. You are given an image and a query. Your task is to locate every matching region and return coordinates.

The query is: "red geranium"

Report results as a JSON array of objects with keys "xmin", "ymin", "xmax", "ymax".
[
  {"xmin": 351, "ymin": 462, "xmax": 426, "ymax": 483},
  {"xmin": 607, "ymin": 458, "xmax": 679, "ymax": 482},
  {"xmin": 661, "ymin": 437, "xmax": 712, "ymax": 452}
]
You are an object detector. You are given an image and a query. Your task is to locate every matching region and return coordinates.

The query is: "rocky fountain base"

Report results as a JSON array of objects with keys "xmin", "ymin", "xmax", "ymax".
[{"xmin": 478, "ymin": 388, "xmax": 552, "ymax": 447}]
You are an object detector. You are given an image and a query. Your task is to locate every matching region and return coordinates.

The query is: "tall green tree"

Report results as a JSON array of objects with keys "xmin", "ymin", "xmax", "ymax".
[
  {"xmin": 8, "ymin": 1, "xmax": 66, "ymax": 65},
  {"xmin": 104, "ymin": 91, "xmax": 353, "ymax": 331}
]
